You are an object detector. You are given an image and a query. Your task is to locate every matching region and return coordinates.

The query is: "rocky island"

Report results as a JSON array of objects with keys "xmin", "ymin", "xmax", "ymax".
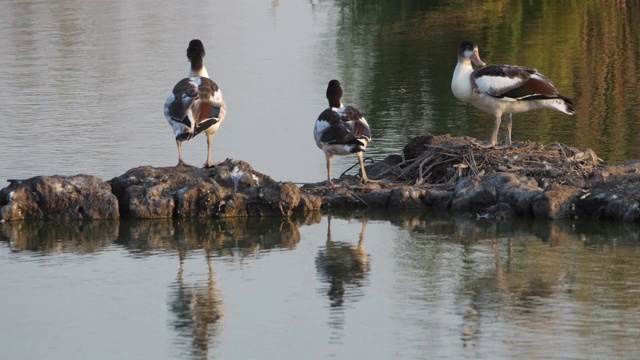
[{"xmin": 1, "ymin": 134, "xmax": 639, "ymax": 222}]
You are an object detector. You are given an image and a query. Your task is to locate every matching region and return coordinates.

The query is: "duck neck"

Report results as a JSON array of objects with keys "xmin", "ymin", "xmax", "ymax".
[
  {"xmin": 451, "ymin": 59, "xmax": 474, "ymax": 101},
  {"xmin": 189, "ymin": 62, "xmax": 209, "ymax": 78},
  {"xmin": 327, "ymin": 94, "xmax": 343, "ymax": 108},
  {"xmin": 329, "ymin": 100, "xmax": 343, "ymax": 109}
]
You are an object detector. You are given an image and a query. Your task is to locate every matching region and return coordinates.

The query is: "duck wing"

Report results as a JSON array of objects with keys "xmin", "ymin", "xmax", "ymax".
[
  {"xmin": 191, "ymin": 77, "xmax": 225, "ymax": 136},
  {"xmin": 164, "ymin": 77, "xmax": 225, "ymax": 140},
  {"xmin": 316, "ymin": 107, "xmax": 371, "ymax": 146},
  {"xmin": 340, "ymin": 106, "xmax": 371, "ymax": 141},
  {"xmin": 473, "ymin": 65, "xmax": 559, "ymax": 100}
]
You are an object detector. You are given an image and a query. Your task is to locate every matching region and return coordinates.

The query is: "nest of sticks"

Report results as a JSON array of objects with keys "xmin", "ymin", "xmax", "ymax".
[{"xmin": 374, "ymin": 135, "xmax": 602, "ymax": 187}]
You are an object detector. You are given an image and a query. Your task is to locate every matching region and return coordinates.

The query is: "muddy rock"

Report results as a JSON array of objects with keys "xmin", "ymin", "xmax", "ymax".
[
  {"xmin": 310, "ymin": 186, "xmax": 370, "ymax": 208},
  {"xmin": 365, "ymin": 154, "xmax": 404, "ymax": 180},
  {"xmin": 485, "ymin": 203, "xmax": 517, "ymax": 221},
  {"xmin": 576, "ymin": 160, "xmax": 640, "ymax": 221},
  {"xmin": 108, "ymin": 159, "xmax": 310, "ymax": 219},
  {"xmin": 0, "ymin": 175, "xmax": 118, "ymax": 221},
  {"xmin": 423, "ymin": 187, "xmax": 454, "ymax": 208},
  {"xmin": 295, "ymin": 193, "xmax": 323, "ymax": 212},
  {"xmin": 532, "ymin": 183, "xmax": 582, "ymax": 220},
  {"xmin": 388, "ymin": 187, "xmax": 428, "ymax": 208},
  {"xmin": 451, "ymin": 172, "xmax": 542, "ymax": 215},
  {"xmin": 403, "ymin": 134, "xmax": 434, "ymax": 161}
]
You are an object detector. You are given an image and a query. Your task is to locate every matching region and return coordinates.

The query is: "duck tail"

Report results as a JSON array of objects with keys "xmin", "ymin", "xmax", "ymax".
[
  {"xmin": 559, "ymin": 95, "xmax": 575, "ymax": 115},
  {"xmin": 176, "ymin": 132, "xmax": 194, "ymax": 142},
  {"xmin": 346, "ymin": 139, "xmax": 367, "ymax": 153}
]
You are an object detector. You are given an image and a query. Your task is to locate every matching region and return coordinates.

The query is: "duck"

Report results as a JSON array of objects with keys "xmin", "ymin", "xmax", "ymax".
[
  {"xmin": 451, "ymin": 40, "xmax": 574, "ymax": 147},
  {"xmin": 163, "ymin": 39, "xmax": 226, "ymax": 167},
  {"xmin": 314, "ymin": 80, "xmax": 373, "ymax": 187}
]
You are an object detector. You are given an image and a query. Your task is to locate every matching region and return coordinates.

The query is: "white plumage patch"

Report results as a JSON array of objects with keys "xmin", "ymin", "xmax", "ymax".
[
  {"xmin": 314, "ymin": 118, "xmax": 331, "ymax": 133},
  {"xmin": 474, "ymin": 75, "xmax": 525, "ymax": 97},
  {"xmin": 210, "ymin": 88, "xmax": 224, "ymax": 106},
  {"xmin": 322, "ymin": 143, "xmax": 356, "ymax": 156}
]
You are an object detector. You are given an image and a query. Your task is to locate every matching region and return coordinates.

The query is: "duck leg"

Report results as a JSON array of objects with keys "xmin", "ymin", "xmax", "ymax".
[
  {"xmin": 176, "ymin": 141, "xmax": 188, "ymax": 167},
  {"xmin": 203, "ymin": 133, "xmax": 219, "ymax": 168},
  {"xmin": 505, "ymin": 113, "xmax": 513, "ymax": 145},
  {"xmin": 356, "ymin": 151, "xmax": 377, "ymax": 184},
  {"xmin": 325, "ymin": 154, "xmax": 335, "ymax": 187},
  {"xmin": 490, "ymin": 111, "xmax": 503, "ymax": 147}
]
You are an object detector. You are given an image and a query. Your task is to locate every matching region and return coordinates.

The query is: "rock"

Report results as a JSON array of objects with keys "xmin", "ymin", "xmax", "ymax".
[
  {"xmin": 108, "ymin": 159, "xmax": 310, "ymax": 219},
  {"xmin": 365, "ymin": 154, "xmax": 403, "ymax": 180},
  {"xmin": 423, "ymin": 187, "xmax": 454, "ymax": 208},
  {"xmin": 451, "ymin": 172, "xmax": 542, "ymax": 215},
  {"xmin": 576, "ymin": 160, "xmax": 640, "ymax": 221},
  {"xmin": 590, "ymin": 160, "xmax": 640, "ymax": 183},
  {"xmin": 622, "ymin": 202, "xmax": 640, "ymax": 222},
  {"xmin": 0, "ymin": 175, "xmax": 118, "ymax": 221},
  {"xmin": 388, "ymin": 187, "xmax": 428, "ymax": 208},
  {"xmin": 359, "ymin": 189, "xmax": 392, "ymax": 208},
  {"xmin": 485, "ymin": 203, "xmax": 516, "ymax": 221},
  {"xmin": 247, "ymin": 181, "xmax": 300, "ymax": 217},
  {"xmin": 579, "ymin": 194, "xmax": 640, "ymax": 222},
  {"xmin": 403, "ymin": 135, "xmax": 434, "ymax": 161},
  {"xmin": 532, "ymin": 183, "xmax": 581, "ymax": 219},
  {"xmin": 605, "ymin": 199, "xmax": 640, "ymax": 222},
  {"xmin": 294, "ymin": 193, "xmax": 323, "ymax": 212},
  {"xmin": 315, "ymin": 187, "xmax": 370, "ymax": 208}
]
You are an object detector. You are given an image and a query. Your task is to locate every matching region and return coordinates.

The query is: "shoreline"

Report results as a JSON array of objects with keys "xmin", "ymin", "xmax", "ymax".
[{"xmin": 1, "ymin": 134, "xmax": 639, "ymax": 222}]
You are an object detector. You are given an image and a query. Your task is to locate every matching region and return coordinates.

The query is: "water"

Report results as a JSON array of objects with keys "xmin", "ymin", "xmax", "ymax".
[
  {"xmin": 2, "ymin": 213, "xmax": 640, "ymax": 359},
  {"xmin": 2, "ymin": 0, "xmax": 640, "ymax": 359},
  {"xmin": 2, "ymin": 1, "xmax": 640, "ymax": 183}
]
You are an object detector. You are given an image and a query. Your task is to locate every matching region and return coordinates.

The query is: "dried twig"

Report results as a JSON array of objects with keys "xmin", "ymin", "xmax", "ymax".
[{"xmin": 378, "ymin": 135, "xmax": 601, "ymax": 186}]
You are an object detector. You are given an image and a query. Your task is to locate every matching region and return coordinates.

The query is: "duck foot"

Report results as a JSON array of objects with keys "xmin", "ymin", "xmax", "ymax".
[
  {"xmin": 177, "ymin": 161, "xmax": 194, "ymax": 167},
  {"xmin": 203, "ymin": 161, "xmax": 223, "ymax": 168},
  {"xmin": 470, "ymin": 140, "xmax": 496, "ymax": 149}
]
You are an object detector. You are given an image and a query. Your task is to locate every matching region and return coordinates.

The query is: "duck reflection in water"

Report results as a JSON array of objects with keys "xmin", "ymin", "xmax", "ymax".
[
  {"xmin": 169, "ymin": 243, "xmax": 222, "ymax": 360},
  {"xmin": 315, "ymin": 215, "xmax": 371, "ymax": 307}
]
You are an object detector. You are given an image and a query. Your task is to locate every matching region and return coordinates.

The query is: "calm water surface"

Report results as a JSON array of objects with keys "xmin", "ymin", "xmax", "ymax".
[
  {"xmin": 2, "ymin": 212, "xmax": 640, "ymax": 359},
  {"xmin": 2, "ymin": 0, "xmax": 640, "ymax": 359}
]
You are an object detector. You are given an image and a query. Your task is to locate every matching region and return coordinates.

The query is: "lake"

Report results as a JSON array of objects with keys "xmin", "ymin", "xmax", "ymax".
[{"xmin": 1, "ymin": 0, "xmax": 640, "ymax": 359}]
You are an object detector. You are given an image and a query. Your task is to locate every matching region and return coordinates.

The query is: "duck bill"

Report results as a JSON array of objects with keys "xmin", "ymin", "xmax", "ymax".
[{"xmin": 471, "ymin": 49, "xmax": 486, "ymax": 66}]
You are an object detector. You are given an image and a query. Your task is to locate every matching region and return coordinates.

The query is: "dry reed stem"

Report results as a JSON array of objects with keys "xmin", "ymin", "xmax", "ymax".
[{"xmin": 387, "ymin": 137, "xmax": 601, "ymax": 186}]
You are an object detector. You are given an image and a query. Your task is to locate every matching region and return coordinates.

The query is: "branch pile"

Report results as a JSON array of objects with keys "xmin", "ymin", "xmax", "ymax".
[{"xmin": 380, "ymin": 135, "xmax": 602, "ymax": 187}]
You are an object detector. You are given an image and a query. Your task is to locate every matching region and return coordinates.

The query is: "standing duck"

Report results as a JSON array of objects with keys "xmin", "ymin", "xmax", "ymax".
[
  {"xmin": 451, "ymin": 40, "xmax": 574, "ymax": 147},
  {"xmin": 314, "ymin": 80, "xmax": 372, "ymax": 186},
  {"xmin": 164, "ymin": 39, "xmax": 226, "ymax": 167}
]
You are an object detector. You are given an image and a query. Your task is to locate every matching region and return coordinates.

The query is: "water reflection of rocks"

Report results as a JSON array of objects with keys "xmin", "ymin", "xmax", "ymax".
[
  {"xmin": 0, "ymin": 220, "xmax": 118, "ymax": 254},
  {"xmin": 0, "ymin": 215, "xmax": 314, "ymax": 360},
  {"xmin": 115, "ymin": 216, "xmax": 305, "ymax": 256},
  {"xmin": 3, "ymin": 211, "xmax": 640, "ymax": 354},
  {"xmin": 315, "ymin": 215, "xmax": 370, "ymax": 343},
  {"xmin": 387, "ymin": 209, "xmax": 640, "ymax": 349},
  {"xmin": 127, "ymin": 217, "xmax": 309, "ymax": 359}
]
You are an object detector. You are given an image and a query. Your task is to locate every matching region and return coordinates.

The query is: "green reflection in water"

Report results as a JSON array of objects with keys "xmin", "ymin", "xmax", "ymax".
[{"xmin": 327, "ymin": 0, "xmax": 640, "ymax": 163}]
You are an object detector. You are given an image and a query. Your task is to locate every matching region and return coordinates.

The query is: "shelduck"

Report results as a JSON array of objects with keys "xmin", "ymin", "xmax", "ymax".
[
  {"xmin": 451, "ymin": 40, "xmax": 574, "ymax": 147},
  {"xmin": 164, "ymin": 39, "xmax": 226, "ymax": 167},
  {"xmin": 314, "ymin": 80, "xmax": 372, "ymax": 186}
]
